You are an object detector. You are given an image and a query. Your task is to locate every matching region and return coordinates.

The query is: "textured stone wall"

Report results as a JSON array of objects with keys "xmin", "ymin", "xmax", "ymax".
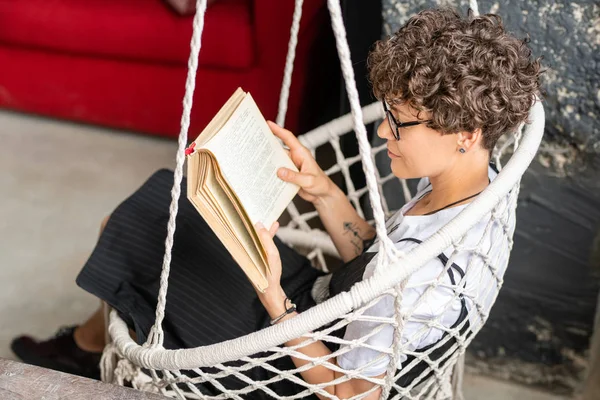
[{"xmin": 382, "ymin": 0, "xmax": 600, "ymax": 154}]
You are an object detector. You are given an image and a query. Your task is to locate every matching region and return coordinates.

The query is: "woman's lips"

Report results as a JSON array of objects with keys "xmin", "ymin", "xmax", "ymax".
[{"xmin": 387, "ymin": 149, "xmax": 400, "ymax": 158}]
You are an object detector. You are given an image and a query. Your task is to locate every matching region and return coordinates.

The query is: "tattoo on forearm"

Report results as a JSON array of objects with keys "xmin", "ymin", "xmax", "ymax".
[{"xmin": 343, "ymin": 222, "xmax": 367, "ymax": 256}]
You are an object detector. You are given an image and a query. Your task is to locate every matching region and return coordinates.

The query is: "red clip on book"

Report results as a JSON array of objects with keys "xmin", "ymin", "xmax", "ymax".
[{"xmin": 185, "ymin": 142, "xmax": 196, "ymax": 156}]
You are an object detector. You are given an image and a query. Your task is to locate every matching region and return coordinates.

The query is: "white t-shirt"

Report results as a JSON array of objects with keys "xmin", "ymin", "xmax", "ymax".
[{"xmin": 336, "ymin": 166, "xmax": 515, "ymax": 376}]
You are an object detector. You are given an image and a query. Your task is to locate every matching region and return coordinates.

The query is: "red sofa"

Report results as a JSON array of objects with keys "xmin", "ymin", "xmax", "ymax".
[{"xmin": 0, "ymin": 0, "xmax": 327, "ymax": 137}]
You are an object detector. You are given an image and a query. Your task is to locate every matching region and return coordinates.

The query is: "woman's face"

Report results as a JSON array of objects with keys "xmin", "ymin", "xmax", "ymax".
[{"xmin": 377, "ymin": 102, "xmax": 460, "ymax": 180}]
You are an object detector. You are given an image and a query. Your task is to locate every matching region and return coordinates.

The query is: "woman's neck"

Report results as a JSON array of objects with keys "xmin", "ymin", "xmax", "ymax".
[{"xmin": 412, "ymin": 157, "xmax": 490, "ymax": 215}]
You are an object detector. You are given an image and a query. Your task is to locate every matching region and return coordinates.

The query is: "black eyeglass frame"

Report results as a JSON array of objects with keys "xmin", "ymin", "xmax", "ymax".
[{"xmin": 382, "ymin": 100, "xmax": 431, "ymax": 140}]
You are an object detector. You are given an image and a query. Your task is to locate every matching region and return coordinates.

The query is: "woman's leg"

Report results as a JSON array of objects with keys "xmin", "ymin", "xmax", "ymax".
[{"xmin": 72, "ymin": 304, "xmax": 105, "ymax": 353}]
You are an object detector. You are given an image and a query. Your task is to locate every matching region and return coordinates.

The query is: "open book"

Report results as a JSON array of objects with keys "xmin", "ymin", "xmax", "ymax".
[{"xmin": 186, "ymin": 88, "xmax": 299, "ymax": 292}]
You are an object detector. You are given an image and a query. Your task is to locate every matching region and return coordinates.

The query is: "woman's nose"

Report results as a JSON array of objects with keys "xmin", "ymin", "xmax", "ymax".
[{"xmin": 377, "ymin": 120, "xmax": 394, "ymax": 140}]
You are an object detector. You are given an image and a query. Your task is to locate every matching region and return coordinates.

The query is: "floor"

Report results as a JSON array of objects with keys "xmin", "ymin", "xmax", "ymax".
[{"xmin": 0, "ymin": 110, "xmax": 568, "ymax": 399}]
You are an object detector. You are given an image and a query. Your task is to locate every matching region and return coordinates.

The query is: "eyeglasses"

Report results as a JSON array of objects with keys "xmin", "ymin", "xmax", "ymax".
[{"xmin": 382, "ymin": 101, "xmax": 431, "ymax": 140}]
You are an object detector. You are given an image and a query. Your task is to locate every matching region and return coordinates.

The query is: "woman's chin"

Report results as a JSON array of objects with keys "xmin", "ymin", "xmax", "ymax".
[
  {"xmin": 391, "ymin": 168, "xmax": 412, "ymax": 180},
  {"xmin": 390, "ymin": 163, "xmax": 417, "ymax": 180}
]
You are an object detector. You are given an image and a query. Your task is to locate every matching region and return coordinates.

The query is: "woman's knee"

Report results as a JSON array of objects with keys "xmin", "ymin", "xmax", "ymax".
[{"xmin": 99, "ymin": 215, "xmax": 110, "ymax": 235}]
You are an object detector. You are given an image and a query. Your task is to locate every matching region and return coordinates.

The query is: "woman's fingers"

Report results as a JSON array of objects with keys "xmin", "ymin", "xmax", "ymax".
[
  {"xmin": 256, "ymin": 222, "xmax": 280, "ymax": 267},
  {"xmin": 277, "ymin": 168, "xmax": 315, "ymax": 188},
  {"xmin": 267, "ymin": 121, "xmax": 303, "ymax": 151},
  {"xmin": 284, "ymin": 149, "xmax": 291, "ymax": 158},
  {"xmin": 269, "ymin": 221, "xmax": 279, "ymax": 237},
  {"xmin": 268, "ymin": 121, "xmax": 315, "ymax": 171},
  {"xmin": 256, "ymin": 221, "xmax": 279, "ymax": 239}
]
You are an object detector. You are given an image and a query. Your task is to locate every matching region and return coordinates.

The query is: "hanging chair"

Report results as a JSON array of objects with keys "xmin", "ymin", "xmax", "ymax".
[{"xmin": 100, "ymin": 0, "xmax": 545, "ymax": 398}]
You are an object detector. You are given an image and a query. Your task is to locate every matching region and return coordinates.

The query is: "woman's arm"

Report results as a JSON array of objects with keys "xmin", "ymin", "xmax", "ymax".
[
  {"xmin": 256, "ymin": 224, "xmax": 383, "ymax": 400},
  {"xmin": 269, "ymin": 122, "xmax": 375, "ymax": 262},
  {"xmin": 313, "ymin": 184, "xmax": 376, "ymax": 262},
  {"xmin": 265, "ymin": 298, "xmax": 382, "ymax": 400}
]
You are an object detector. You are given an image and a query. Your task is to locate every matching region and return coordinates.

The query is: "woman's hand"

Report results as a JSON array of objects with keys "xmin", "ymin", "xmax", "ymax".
[
  {"xmin": 255, "ymin": 221, "xmax": 287, "ymax": 310},
  {"xmin": 268, "ymin": 121, "xmax": 338, "ymax": 207},
  {"xmin": 268, "ymin": 121, "xmax": 374, "ymax": 262}
]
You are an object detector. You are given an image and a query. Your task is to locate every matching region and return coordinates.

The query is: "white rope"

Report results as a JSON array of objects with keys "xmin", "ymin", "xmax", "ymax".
[
  {"xmin": 451, "ymin": 352, "xmax": 466, "ymax": 400},
  {"xmin": 326, "ymin": 0, "xmax": 400, "ymax": 267},
  {"xmin": 452, "ymin": 2, "xmax": 479, "ymax": 395},
  {"xmin": 146, "ymin": 0, "xmax": 208, "ymax": 347},
  {"xmin": 107, "ymin": 98, "xmax": 544, "ymax": 371},
  {"xmin": 100, "ymin": 343, "xmax": 118, "ymax": 383},
  {"xmin": 298, "ymin": 102, "xmax": 384, "ymax": 149},
  {"xmin": 276, "ymin": 0, "xmax": 304, "ymax": 127},
  {"xmin": 469, "ymin": 0, "xmax": 480, "ymax": 16},
  {"xmin": 381, "ymin": 282, "xmax": 407, "ymax": 399}
]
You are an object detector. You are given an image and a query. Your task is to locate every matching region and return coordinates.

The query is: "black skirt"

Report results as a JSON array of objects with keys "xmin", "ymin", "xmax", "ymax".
[
  {"xmin": 77, "ymin": 169, "xmax": 336, "ymax": 398},
  {"xmin": 77, "ymin": 169, "xmax": 323, "ymax": 351}
]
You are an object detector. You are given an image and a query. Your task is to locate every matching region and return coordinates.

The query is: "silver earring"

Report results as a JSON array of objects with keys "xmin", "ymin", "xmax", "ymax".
[{"xmin": 459, "ymin": 148, "xmax": 466, "ymax": 154}]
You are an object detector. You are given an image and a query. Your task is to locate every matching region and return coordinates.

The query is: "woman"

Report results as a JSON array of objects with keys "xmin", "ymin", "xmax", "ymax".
[{"xmin": 12, "ymin": 8, "xmax": 541, "ymax": 399}]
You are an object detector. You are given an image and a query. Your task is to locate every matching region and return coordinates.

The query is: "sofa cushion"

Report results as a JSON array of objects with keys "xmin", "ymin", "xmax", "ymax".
[
  {"xmin": 164, "ymin": 0, "xmax": 220, "ymax": 16},
  {"xmin": 164, "ymin": 0, "xmax": 196, "ymax": 15},
  {"xmin": 0, "ymin": 0, "xmax": 254, "ymax": 69}
]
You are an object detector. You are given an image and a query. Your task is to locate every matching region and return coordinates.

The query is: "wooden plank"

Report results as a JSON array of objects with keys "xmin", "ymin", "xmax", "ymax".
[{"xmin": 0, "ymin": 358, "xmax": 168, "ymax": 400}]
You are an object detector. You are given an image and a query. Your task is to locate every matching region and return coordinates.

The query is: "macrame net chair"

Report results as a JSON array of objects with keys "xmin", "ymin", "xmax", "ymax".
[{"xmin": 100, "ymin": 0, "xmax": 545, "ymax": 398}]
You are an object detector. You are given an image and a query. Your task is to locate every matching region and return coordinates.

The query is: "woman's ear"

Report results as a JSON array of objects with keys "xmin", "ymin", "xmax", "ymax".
[{"xmin": 456, "ymin": 128, "xmax": 483, "ymax": 152}]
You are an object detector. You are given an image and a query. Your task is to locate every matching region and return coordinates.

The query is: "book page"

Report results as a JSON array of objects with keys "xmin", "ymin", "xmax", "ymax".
[
  {"xmin": 203, "ymin": 94, "xmax": 299, "ymax": 229},
  {"xmin": 188, "ymin": 151, "xmax": 269, "ymax": 291},
  {"xmin": 196, "ymin": 88, "xmax": 245, "ymax": 147}
]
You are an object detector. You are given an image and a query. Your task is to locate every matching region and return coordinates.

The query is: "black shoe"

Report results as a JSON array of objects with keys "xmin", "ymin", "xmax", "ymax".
[{"xmin": 11, "ymin": 326, "xmax": 102, "ymax": 380}]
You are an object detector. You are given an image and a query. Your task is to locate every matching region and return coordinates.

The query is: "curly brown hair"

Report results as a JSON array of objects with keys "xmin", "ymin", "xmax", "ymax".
[{"xmin": 368, "ymin": 8, "xmax": 542, "ymax": 151}]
